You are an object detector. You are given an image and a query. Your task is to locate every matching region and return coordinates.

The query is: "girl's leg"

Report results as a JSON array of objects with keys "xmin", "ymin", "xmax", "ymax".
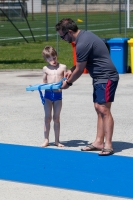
[
  {"xmin": 41, "ymin": 99, "xmax": 52, "ymax": 147},
  {"xmin": 53, "ymin": 100, "xmax": 64, "ymax": 147}
]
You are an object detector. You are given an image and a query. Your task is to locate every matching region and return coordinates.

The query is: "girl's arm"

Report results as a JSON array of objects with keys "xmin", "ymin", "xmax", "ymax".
[{"xmin": 42, "ymin": 66, "xmax": 47, "ymax": 83}]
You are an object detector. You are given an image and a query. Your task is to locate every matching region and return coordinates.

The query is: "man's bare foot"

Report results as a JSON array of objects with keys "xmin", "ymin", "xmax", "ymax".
[
  {"xmin": 55, "ymin": 142, "xmax": 64, "ymax": 147},
  {"xmin": 41, "ymin": 140, "xmax": 49, "ymax": 148}
]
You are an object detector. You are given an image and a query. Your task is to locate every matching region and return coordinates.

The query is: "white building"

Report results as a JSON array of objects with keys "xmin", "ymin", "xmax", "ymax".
[{"xmin": 27, "ymin": 0, "xmax": 41, "ymax": 13}]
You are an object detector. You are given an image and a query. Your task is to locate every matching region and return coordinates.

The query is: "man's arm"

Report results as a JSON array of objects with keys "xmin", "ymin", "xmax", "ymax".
[
  {"xmin": 61, "ymin": 61, "xmax": 87, "ymax": 89},
  {"xmin": 64, "ymin": 66, "xmax": 76, "ymax": 79},
  {"xmin": 70, "ymin": 66, "xmax": 76, "ymax": 72},
  {"xmin": 68, "ymin": 61, "xmax": 87, "ymax": 82}
]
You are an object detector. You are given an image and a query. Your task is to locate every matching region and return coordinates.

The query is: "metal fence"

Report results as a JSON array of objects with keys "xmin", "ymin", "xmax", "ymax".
[{"xmin": 0, "ymin": 0, "xmax": 133, "ymax": 45}]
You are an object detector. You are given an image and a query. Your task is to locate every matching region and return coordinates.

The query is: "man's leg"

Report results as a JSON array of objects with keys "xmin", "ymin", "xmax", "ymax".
[
  {"xmin": 92, "ymin": 102, "xmax": 105, "ymax": 148},
  {"xmin": 81, "ymin": 102, "xmax": 113, "ymax": 151},
  {"xmin": 81, "ymin": 80, "xmax": 118, "ymax": 153},
  {"xmin": 81, "ymin": 107, "xmax": 105, "ymax": 151},
  {"xmin": 81, "ymin": 102, "xmax": 105, "ymax": 151},
  {"xmin": 94, "ymin": 102, "xmax": 114, "ymax": 155}
]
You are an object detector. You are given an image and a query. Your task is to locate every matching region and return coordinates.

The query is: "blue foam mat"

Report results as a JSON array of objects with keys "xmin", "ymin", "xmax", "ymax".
[
  {"xmin": 0, "ymin": 143, "xmax": 133, "ymax": 199},
  {"xmin": 26, "ymin": 83, "xmax": 61, "ymax": 91},
  {"xmin": 26, "ymin": 78, "xmax": 66, "ymax": 91}
]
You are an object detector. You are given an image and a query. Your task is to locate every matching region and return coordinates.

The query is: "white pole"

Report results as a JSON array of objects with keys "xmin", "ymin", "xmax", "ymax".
[
  {"xmin": 127, "ymin": 0, "xmax": 130, "ymax": 28},
  {"xmin": 56, "ymin": 0, "xmax": 59, "ymax": 53}
]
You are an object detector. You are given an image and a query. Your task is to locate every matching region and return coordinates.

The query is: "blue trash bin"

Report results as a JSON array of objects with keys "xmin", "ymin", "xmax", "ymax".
[{"xmin": 107, "ymin": 38, "xmax": 129, "ymax": 74}]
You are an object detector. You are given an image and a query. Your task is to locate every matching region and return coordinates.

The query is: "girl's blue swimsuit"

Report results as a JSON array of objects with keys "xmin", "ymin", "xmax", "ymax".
[{"xmin": 44, "ymin": 90, "xmax": 62, "ymax": 102}]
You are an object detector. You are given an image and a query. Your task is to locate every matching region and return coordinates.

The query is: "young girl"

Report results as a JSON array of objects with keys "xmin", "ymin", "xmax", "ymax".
[{"xmin": 41, "ymin": 46, "xmax": 67, "ymax": 147}]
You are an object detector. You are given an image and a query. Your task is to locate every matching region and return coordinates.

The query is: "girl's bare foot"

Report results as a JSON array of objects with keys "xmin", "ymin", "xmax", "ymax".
[
  {"xmin": 41, "ymin": 139, "xmax": 49, "ymax": 148},
  {"xmin": 55, "ymin": 142, "xmax": 64, "ymax": 147}
]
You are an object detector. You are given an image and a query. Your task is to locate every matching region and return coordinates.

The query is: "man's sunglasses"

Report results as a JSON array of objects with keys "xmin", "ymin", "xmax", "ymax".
[{"xmin": 60, "ymin": 32, "xmax": 68, "ymax": 40}]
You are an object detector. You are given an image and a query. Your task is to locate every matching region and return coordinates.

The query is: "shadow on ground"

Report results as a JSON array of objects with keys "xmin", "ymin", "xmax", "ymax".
[
  {"xmin": 49, "ymin": 140, "xmax": 88, "ymax": 147},
  {"xmin": 113, "ymin": 141, "xmax": 133, "ymax": 153},
  {"xmin": 49, "ymin": 140, "xmax": 133, "ymax": 153}
]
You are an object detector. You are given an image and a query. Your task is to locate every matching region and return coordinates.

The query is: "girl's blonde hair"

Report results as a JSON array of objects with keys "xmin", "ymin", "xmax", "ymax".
[{"xmin": 42, "ymin": 46, "xmax": 57, "ymax": 59}]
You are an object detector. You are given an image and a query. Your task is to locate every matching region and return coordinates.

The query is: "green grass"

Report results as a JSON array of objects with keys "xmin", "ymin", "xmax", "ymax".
[
  {"xmin": 0, "ymin": 11, "xmax": 133, "ymax": 43},
  {"xmin": 0, "ymin": 39, "xmax": 131, "ymax": 70},
  {"xmin": 0, "ymin": 11, "xmax": 132, "ymax": 70},
  {"xmin": 0, "ymin": 40, "xmax": 74, "ymax": 69}
]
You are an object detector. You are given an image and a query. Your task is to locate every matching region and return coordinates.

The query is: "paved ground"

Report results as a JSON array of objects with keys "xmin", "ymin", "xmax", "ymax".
[{"xmin": 0, "ymin": 70, "xmax": 133, "ymax": 200}]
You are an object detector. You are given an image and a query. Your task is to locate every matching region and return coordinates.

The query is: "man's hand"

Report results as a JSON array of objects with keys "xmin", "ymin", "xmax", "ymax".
[
  {"xmin": 65, "ymin": 70, "xmax": 72, "ymax": 79},
  {"xmin": 61, "ymin": 80, "xmax": 70, "ymax": 89}
]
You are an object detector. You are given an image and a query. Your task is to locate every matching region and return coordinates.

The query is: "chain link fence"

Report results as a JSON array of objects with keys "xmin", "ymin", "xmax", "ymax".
[{"xmin": 0, "ymin": 0, "xmax": 133, "ymax": 45}]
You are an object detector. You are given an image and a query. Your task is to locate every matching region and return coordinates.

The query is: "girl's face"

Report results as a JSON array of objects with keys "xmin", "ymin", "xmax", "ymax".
[{"xmin": 46, "ymin": 56, "xmax": 58, "ymax": 66}]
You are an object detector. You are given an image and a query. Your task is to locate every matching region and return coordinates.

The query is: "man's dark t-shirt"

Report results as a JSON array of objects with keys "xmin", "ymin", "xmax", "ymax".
[{"xmin": 75, "ymin": 30, "xmax": 119, "ymax": 85}]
